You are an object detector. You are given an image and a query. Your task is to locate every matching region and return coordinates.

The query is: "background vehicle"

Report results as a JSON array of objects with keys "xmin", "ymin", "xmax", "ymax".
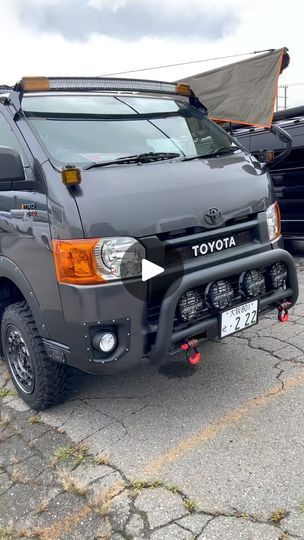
[
  {"xmin": 0, "ymin": 77, "xmax": 298, "ymax": 410},
  {"xmin": 233, "ymin": 106, "xmax": 304, "ymax": 240}
]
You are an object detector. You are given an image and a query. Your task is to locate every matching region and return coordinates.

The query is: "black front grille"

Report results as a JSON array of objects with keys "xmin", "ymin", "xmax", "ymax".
[
  {"xmin": 165, "ymin": 229, "xmax": 253, "ymax": 265},
  {"xmin": 158, "ymin": 226, "xmax": 206, "ymax": 241}
]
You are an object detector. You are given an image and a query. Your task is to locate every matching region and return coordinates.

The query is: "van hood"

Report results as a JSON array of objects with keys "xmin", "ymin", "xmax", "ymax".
[{"xmin": 74, "ymin": 153, "xmax": 273, "ymax": 238}]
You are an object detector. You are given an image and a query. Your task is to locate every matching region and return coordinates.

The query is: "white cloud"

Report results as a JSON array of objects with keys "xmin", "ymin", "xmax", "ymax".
[
  {"xmin": 13, "ymin": 0, "xmax": 237, "ymax": 42},
  {"xmin": 88, "ymin": 0, "xmax": 129, "ymax": 9}
]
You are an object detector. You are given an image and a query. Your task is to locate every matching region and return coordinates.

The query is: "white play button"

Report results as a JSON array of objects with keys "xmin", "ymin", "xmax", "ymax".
[{"xmin": 142, "ymin": 259, "xmax": 164, "ymax": 282}]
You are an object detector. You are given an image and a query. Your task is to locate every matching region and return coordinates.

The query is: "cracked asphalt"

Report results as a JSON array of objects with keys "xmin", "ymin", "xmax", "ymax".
[{"xmin": 1, "ymin": 242, "xmax": 304, "ymax": 540}]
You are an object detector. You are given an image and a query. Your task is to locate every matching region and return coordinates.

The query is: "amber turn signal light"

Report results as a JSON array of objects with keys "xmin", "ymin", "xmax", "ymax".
[
  {"xmin": 52, "ymin": 239, "xmax": 104, "ymax": 285},
  {"xmin": 175, "ymin": 83, "xmax": 191, "ymax": 96},
  {"xmin": 61, "ymin": 168, "xmax": 82, "ymax": 186},
  {"xmin": 21, "ymin": 77, "xmax": 50, "ymax": 92}
]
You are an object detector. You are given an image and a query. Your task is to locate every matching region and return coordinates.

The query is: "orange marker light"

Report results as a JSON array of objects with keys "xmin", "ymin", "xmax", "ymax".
[
  {"xmin": 53, "ymin": 239, "xmax": 104, "ymax": 284},
  {"xmin": 21, "ymin": 77, "xmax": 50, "ymax": 92},
  {"xmin": 175, "ymin": 83, "xmax": 191, "ymax": 96},
  {"xmin": 61, "ymin": 168, "xmax": 82, "ymax": 186}
]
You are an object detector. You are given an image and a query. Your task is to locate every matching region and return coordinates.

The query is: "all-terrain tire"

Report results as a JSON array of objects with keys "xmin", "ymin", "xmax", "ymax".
[{"xmin": 1, "ymin": 301, "xmax": 67, "ymax": 410}]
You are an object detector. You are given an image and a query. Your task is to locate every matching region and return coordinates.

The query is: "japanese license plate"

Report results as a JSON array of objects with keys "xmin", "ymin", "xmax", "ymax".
[{"xmin": 220, "ymin": 300, "xmax": 259, "ymax": 338}]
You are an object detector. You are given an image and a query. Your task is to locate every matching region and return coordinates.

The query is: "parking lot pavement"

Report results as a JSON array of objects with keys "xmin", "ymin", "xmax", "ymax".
[{"xmin": 1, "ymin": 244, "xmax": 304, "ymax": 540}]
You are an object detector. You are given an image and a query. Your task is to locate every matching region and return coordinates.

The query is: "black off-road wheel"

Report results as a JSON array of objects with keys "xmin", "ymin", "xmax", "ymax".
[{"xmin": 1, "ymin": 301, "xmax": 67, "ymax": 410}]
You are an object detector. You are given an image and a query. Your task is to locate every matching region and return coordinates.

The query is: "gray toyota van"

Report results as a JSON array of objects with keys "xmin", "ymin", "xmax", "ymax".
[{"xmin": 0, "ymin": 77, "xmax": 298, "ymax": 409}]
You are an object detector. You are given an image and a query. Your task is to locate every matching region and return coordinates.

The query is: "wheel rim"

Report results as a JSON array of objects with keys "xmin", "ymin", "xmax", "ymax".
[{"xmin": 5, "ymin": 324, "xmax": 34, "ymax": 394}]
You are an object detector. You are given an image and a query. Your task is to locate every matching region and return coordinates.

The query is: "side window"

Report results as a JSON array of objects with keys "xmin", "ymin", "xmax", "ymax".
[{"xmin": 0, "ymin": 113, "xmax": 29, "ymax": 166}]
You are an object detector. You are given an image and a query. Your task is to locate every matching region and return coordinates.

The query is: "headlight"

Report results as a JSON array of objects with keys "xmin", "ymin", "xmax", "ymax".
[
  {"xmin": 95, "ymin": 237, "xmax": 145, "ymax": 280},
  {"xmin": 266, "ymin": 202, "xmax": 281, "ymax": 242},
  {"xmin": 53, "ymin": 237, "xmax": 145, "ymax": 284}
]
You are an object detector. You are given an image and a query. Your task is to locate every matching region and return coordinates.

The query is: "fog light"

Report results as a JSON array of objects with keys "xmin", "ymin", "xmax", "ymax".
[
  {"xmin": 178, "ymin": 290, "xmax": 203, "ymax": 322},
  {"xmin": 268, "ymin": 262, "xmax": 288, "ymax": 289},
  {"xmin": 92, "ymin": 331, "xmax": 117, "ymax": 353},
  {"xmin": 206, "ymin": 280, "xmax": 234, "ymax": 310},
  {"xmin": 240, "ymin": 269, "xmax": 265, "ymax": 297}
]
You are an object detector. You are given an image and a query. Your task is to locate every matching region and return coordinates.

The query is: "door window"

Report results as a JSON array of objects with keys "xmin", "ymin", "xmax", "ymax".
[{"xmin": 0, "ymin": 113, "xmax": 28, "ymax": 165}]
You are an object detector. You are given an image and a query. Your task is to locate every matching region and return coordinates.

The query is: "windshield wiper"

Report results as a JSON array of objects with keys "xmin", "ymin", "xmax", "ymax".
[
  {"xmin": 84, "ymin": 152, "xmax": 181, "ymax": 169},
  {"xmin": 182, "ymin": 146, "xmax": 240, "ymax": 161}
]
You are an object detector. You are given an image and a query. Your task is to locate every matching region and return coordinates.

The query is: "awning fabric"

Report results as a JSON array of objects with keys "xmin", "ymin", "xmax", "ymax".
[{"xmin": 180, "ymin": 48, "xmax": 289, "ymax": 128}]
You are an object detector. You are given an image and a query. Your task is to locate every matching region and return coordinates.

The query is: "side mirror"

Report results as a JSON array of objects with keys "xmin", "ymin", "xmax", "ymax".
[
  {"xmin": 0, "ymin": 146, "xmax": 25, "ymax": 189},
  {"xmin": 262, "ymin": 125, "xmax": 292, "ymax": 173}
]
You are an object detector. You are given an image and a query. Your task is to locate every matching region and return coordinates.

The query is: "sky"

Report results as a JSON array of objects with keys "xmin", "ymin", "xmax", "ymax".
[{"xmin": 1, "ymin": 0, "xmax": 303, "ymax": 108}]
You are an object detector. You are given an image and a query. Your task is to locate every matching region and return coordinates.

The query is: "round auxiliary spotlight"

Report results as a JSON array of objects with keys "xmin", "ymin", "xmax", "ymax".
[
  {"xmin": 268, "ymin": 262, "xmax": 288, "ymax": 289},
  {"xmin": 240, "ymin": 269, "xmax": 265, "ymax": 298},
  {"xmin": 178, "ymin": 290, "xmax": 204, "ymax": 322},
  {"xmin": 205, "ymin": 280, "xmax": 234, "ymax": 311},
  {"xmin": 92, "ymin": 331, "xmax": 117, "ymax": 354}
]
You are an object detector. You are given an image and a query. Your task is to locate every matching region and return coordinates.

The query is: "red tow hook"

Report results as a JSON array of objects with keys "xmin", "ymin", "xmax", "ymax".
[
  {"xmin": 180, "ymin": 338, "xmax": 201, "ymax": 365},
  {"xmin": 277, "ymin": 301, "xmax": 291, "ymax": 323}
]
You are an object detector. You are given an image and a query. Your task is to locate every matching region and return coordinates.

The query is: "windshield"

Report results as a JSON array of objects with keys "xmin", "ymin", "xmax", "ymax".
[{"xmin": 23, "ymin": 94, "xmax": 239, "ymax": 167}]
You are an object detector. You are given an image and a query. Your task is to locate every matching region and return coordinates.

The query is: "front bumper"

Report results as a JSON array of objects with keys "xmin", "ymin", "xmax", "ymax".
[
  {"xmin": 148, "ymin": 248, "xmax": 298, "ymax": 364},
  {"xmin": 48, "ymin": 248, "xmax": 298, "ymax": 373}
]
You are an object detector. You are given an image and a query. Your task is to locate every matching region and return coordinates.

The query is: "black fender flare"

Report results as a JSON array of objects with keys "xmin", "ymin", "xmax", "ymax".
[{"xmin": 0, "ymin": 256, "xmax": 49, "ymax": 338}]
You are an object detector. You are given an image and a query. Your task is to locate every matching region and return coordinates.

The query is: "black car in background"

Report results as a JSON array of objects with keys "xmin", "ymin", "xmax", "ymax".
[{"xmin": 233, "ymin": 106, "xmax": 304, "ymax": 240}]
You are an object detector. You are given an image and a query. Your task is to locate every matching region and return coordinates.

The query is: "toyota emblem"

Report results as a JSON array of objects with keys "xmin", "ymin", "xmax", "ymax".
[{"xmin": 204, "ymin": 208, "xmax": 222, "ymax": 226}]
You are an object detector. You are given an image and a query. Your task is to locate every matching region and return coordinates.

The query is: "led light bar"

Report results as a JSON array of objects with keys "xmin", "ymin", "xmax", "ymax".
[{"xmin": 18, "ymin": 77, "xmax": 191, "ymax": 96}]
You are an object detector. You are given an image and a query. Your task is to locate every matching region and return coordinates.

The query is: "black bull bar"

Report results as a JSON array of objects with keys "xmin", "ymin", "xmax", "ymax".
[{"xmin": 149, "ymin": 248, "xmax": 298, "ymax": 364}]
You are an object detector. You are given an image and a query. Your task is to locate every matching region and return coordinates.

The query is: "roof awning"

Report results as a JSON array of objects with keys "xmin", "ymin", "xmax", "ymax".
[{"xmin": 179, "ymin": 48, "xmax": 290, "ymax": 128}]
